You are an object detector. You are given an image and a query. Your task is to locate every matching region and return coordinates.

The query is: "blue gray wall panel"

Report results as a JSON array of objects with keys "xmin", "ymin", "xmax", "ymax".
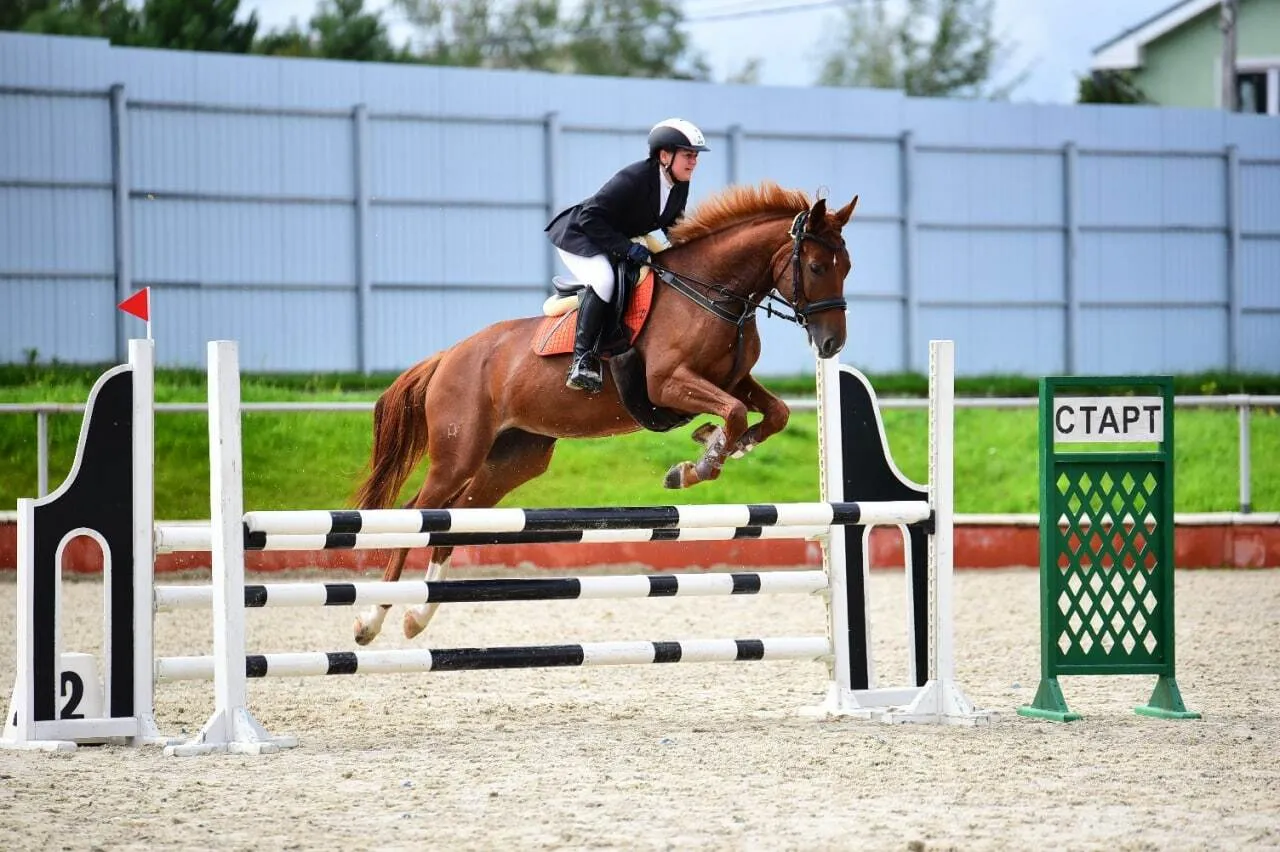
[{"xmin": 2, "ymin": 32, "xmax": 1278, "ymax": 377}]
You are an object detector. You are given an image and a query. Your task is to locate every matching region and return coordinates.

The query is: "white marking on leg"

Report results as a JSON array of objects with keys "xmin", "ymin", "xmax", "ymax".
[{"xmin": 404, "ymin": 555, "xmax": 450, "ymax": 639}]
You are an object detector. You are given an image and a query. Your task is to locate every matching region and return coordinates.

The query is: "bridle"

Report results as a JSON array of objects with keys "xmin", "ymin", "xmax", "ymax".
[
  {"xmin": 783, "ymin": 210, "xmax": 848, "ymax": 326},
  {"xmin": 650, "ymin": 208, "xmax": 848, "ymax": 330},
  {"xmin": 646, "ymin": 208, "xmax": 848, "ymax": 375}
]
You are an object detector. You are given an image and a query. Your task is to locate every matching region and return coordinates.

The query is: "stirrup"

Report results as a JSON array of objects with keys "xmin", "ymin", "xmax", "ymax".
[{"xmin": 566, "ymin": 355, "xmax": 603, "ymax": 393}]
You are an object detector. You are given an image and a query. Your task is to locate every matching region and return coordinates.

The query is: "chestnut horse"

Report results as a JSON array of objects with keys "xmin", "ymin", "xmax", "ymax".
[{"xmin": 350, "ymin": 181, "xmax": 858, "ymax": 644}]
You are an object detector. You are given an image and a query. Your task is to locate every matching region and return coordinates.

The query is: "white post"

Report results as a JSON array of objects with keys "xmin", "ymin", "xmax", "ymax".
[
  {"xmin": 10, "ymin": 499, "xmax": 38, "ymax": 746},
  {"xmin": 884, "ymin": 339, "xmax": 989, "ymax": 724},
  {"xmin": 816, "ymin": 355, "xmax": 851, "ymax": 698},
  {"xmin": 805, "ymin": 340, "xmax": 990, "ymax": 725},
  {"xmin": 127, "ymin": 339, "xmax": 165, "ymax": 744},
  {"xmin": 929, "ymin": 340, "xmax": 956, "ymax": 682},
  {"xmin": 210, "ymin": 339, "xmax": 247, "ymax": 723},
  {"xmin": 167, "ymin": 341, "xmax": 294, "ymax": 755}
]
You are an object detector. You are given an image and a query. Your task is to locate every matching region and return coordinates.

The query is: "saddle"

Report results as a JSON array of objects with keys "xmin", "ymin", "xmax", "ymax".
[{"xmin": 532, "ymin": 267, "xmax": 655, "ymax": 358}]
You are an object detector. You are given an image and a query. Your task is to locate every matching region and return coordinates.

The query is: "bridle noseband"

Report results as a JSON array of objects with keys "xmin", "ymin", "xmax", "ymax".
[{"xmin": 785, "ymin": 210, "xmax": 848, "ymax": 327}]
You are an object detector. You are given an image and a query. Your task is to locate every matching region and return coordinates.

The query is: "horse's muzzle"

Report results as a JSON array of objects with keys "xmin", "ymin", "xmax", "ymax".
[
  {"xmin": 813, "ymin": 330, "xmax": 845, "ymax": 360},
  {"xmin": 805, "ymin": 307, "xmax": 848, "ymax": 360}
]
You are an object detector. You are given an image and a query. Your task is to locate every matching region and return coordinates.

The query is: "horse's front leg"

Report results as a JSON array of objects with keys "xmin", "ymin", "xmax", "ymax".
[
  {"xmin": 691, "ymin": 374, "xmax": 791, "ymax": 460},
  {"xmin": 649, "ymin": 368, "xmax": 750, "ymax": 489},
  {"xmin": 730, "ymin": 373, "xmax": 791, "ymax": 457}
]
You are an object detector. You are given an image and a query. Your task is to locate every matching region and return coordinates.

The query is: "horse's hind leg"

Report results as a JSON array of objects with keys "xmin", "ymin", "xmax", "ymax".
[
  {"xmin": 400, "ymin": 546, "xmax": 452, "ymax": 641},
  {"xmin": 353, "ymin": 431, "xmax": 492, "ymax": 645},
  {"xmin": 353, "ymin": 544, "xmax": 437, "ymax": 645},
  {"xmin": 402, "ymin": 429, "xmax": 557, "ymax": 640}
]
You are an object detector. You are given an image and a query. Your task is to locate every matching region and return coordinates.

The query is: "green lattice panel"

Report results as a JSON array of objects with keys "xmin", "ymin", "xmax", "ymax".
[{"xmin": 1048, "ymin": 462, "xmax": 1168, "ymax": 671}]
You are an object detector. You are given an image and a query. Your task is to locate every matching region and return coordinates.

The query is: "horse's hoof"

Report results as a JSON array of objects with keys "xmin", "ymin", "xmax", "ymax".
[
  {"xmin": 353, "ymin": 619, "xmax": 377, "ymax": 646},
  {"xmin": 664, "ymin": 462, "xmax": 695, "ymax": 489},
  {"xmin": 403, "ymin": 609, "xmax": 428, "ymax": 640}
]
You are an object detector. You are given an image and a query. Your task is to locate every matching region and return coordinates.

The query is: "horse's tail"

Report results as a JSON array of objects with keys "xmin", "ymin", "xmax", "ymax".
[{"xmin": 352, "ymin": 353, "xmax": 442, "ymax": 510}]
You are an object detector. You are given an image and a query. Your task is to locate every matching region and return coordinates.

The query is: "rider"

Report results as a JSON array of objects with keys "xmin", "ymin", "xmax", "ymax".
[{"xmin": 544, "ymin": 118, "xmax": 709, "ymax": 393}]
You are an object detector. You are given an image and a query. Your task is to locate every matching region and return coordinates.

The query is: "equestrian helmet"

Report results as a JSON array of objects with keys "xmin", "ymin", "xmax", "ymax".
[{"xmin": 648, "ymin": 118, "xmax": 710, "ymax": 155}]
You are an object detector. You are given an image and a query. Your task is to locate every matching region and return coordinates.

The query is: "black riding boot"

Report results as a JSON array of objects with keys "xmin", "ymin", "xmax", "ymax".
[{"xmin": 566, "ymin": 287, "xmax": 610, "ymax": 393}]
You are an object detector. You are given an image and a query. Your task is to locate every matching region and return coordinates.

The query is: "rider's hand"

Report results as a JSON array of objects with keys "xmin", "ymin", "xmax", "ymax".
[{"xmin": 625, "ymin": 243, "xmax": 651, "ymax": 265}]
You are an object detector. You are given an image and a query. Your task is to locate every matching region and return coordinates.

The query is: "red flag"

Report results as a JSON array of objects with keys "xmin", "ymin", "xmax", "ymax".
[{"xmin": 117, "ymin": 288, "xmax": 150, "ymax": 321}]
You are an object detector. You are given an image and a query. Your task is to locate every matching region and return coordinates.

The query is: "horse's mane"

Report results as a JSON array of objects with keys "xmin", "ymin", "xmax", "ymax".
[{"xmin": 667, "ymin": 181, "xmax": 811, "ymax": 246}]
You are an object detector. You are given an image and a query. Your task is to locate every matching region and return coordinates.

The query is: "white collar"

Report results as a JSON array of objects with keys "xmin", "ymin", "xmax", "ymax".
[
  {"xmin": 658, "ymin": 165, "xmax": 674, "ymax": 214},
  {"xmin": 659, "ymin": 164, "xmax": 675, "ymax": 191}
]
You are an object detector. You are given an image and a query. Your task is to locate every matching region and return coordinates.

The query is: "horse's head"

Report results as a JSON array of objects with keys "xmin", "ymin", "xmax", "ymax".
[
  {"xmin": 776, "ymin": 195, "xmax": 858, "ymax": 360},
  {"xmin": 664, "ymin": 183, "xmax": 859, "ymax": 359}
]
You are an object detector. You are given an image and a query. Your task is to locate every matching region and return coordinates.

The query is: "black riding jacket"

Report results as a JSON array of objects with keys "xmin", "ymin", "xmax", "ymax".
[{"xmin": 545, "ymin": 158, "xmax": 690, "ymax": 259}]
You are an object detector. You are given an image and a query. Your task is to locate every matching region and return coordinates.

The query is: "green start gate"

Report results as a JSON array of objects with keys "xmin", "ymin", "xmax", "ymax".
[{"xmin": 1018, "ymin": 376, "xmax": 1199, "ymax": 722}]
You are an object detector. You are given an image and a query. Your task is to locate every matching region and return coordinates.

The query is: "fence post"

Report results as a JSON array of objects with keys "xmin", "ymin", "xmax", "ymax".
[
  {"xmin": 1063, "ymin": 142, "xmax": 1080, "ymax": 374},
  {"xmin": 1239, "ymin": 400, "xmax": 1252, "ymax": 513},
  {"xmin": 727, "ymin": 124, "xmax": 743, "ymax": 186},
  {"xmin": 1225, "ymin": 144, "xmax": 1242, "ymax": 373},
  {"xmin": 900, "ymin": 130, "xmax": 917, "ymax": 373},
  {"xmin": 544, "ymin": 111, "xmax": 561, "ymax": 288},
  {"xmin": 109, "ymin": 84, "xmax": 133, "ymax": 364},
  {"xmin": 352, "ymin": 104, "xmax": 372, "ymax": 374},
  {"xmin": 36, "ymin": 411, "xmax": 49, "ymax": 498}
]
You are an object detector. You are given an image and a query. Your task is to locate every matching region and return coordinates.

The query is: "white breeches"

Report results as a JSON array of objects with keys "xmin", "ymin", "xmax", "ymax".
[{"xmin": 556, "ymin": 248, "xmax": 616, "ymax": 302}]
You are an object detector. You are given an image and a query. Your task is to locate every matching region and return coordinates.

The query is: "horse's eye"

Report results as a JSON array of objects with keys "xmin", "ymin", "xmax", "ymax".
[{"xmin": 808, "ymin": 261, "xmax": 825, "ymax": 274}]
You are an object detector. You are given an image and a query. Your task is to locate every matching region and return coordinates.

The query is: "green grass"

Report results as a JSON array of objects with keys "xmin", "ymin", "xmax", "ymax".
[{"xmin": 2, "ymin": 373, "xmax": 1277, "ymax": 518}]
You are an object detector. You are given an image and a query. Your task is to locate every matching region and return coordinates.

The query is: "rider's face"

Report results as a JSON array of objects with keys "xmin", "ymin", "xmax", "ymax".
[{"xmin": 662, "ymin": 149, "xmax": 699, "ymax": 182}]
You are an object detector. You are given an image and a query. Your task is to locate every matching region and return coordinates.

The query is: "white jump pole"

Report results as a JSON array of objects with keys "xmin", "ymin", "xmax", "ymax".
[
  {"xmin": 816, "ymin": 343, "xmax": 854, "ymax": 702},
  {"xmin": 127, "ymin": 339, "xmax": 166, "ymax": 745},
  {"xmin": 166, "ymin": 341, "xmax": 296, "ymax": 756}
]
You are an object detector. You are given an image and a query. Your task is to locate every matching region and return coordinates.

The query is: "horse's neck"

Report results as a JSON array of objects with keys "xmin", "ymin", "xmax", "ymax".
[{"xmin": 664, "ymin": 217, "xmax": 785, "ymax": 298}]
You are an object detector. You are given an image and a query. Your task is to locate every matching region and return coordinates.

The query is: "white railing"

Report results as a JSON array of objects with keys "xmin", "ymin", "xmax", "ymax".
[{"xmin": 2, "ymin": 395, "xmax": 1276, "ymax": 513}]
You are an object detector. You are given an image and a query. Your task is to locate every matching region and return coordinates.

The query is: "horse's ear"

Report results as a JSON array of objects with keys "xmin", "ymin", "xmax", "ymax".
[
  {"xmin": 832, "ymin": 195, "xmax": 859, "ymax": 228},
  {"xmin": 807, "ymin": 197, "xmax": 827, "ymax": 229}
]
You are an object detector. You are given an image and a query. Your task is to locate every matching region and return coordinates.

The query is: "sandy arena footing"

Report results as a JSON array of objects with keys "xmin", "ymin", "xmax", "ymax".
[{"xmin": 0, "ymin": 566, "xmax": 1276, "ymax": 850}]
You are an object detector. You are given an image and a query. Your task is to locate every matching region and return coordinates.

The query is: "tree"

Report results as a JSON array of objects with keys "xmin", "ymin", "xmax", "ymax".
[
  {"xmin": 1076, "ymin": 70, "xmax": 1148, "ymax": 105},
  {"xmin": 134, "ymin": 0, "xmax": 257, "ymax": 53},
  {"xmin": 394, "ymin": 0, "xmax": 535, "ymax": 68},
  {"xmin": 816, "ymin": 0, "xmax": 1024, "ymax": 99},
  {"xmin": 11, "ymin": 0, "xmax": 142, "ymax": 43},
  {"xmin": 392, "ymin": 0, "xmax": 709, "ymax": 79},
  {"xmin": 256, "ymin": 0, "xmax": 407, "ymax": 61},
  {"xmin": 562, "ymin": 0, "xmax": 710, "ymax": 80},
  {"xmin": 2, "ymin": 0, "xmax": 67, "ymax": 32},
  {"xmin": 724, "ymin": 57, "xmax": 764, "ymax": 86},
  {"xmin": 253, "ymin": 22, "xmax": 314, "ymax": 57},
  {"xmin": 7, "ymin": 0, "xmax": 257, "ymax": 53}
]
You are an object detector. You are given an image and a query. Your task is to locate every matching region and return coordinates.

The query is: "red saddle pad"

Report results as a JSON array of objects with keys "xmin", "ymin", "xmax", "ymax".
[{"xmin": 532, "ymin": 270, "xmax": 655, "ymax": 357}]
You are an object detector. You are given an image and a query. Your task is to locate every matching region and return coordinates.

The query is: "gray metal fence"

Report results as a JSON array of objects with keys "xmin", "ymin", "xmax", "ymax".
[{"xmin": 2, "ymin": 32, "xmax": 1279, "ymax": 377}]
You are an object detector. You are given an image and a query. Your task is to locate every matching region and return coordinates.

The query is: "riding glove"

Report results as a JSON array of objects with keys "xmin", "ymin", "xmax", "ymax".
[{"xmin": 625, "ymin": 243, "xmax": 651, "ymax": 265}]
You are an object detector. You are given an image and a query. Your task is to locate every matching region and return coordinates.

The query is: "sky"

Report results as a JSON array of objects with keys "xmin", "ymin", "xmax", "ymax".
[{"xmin": 241, "ymin": 0, "xmax": 1178, "ymax": 104}]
